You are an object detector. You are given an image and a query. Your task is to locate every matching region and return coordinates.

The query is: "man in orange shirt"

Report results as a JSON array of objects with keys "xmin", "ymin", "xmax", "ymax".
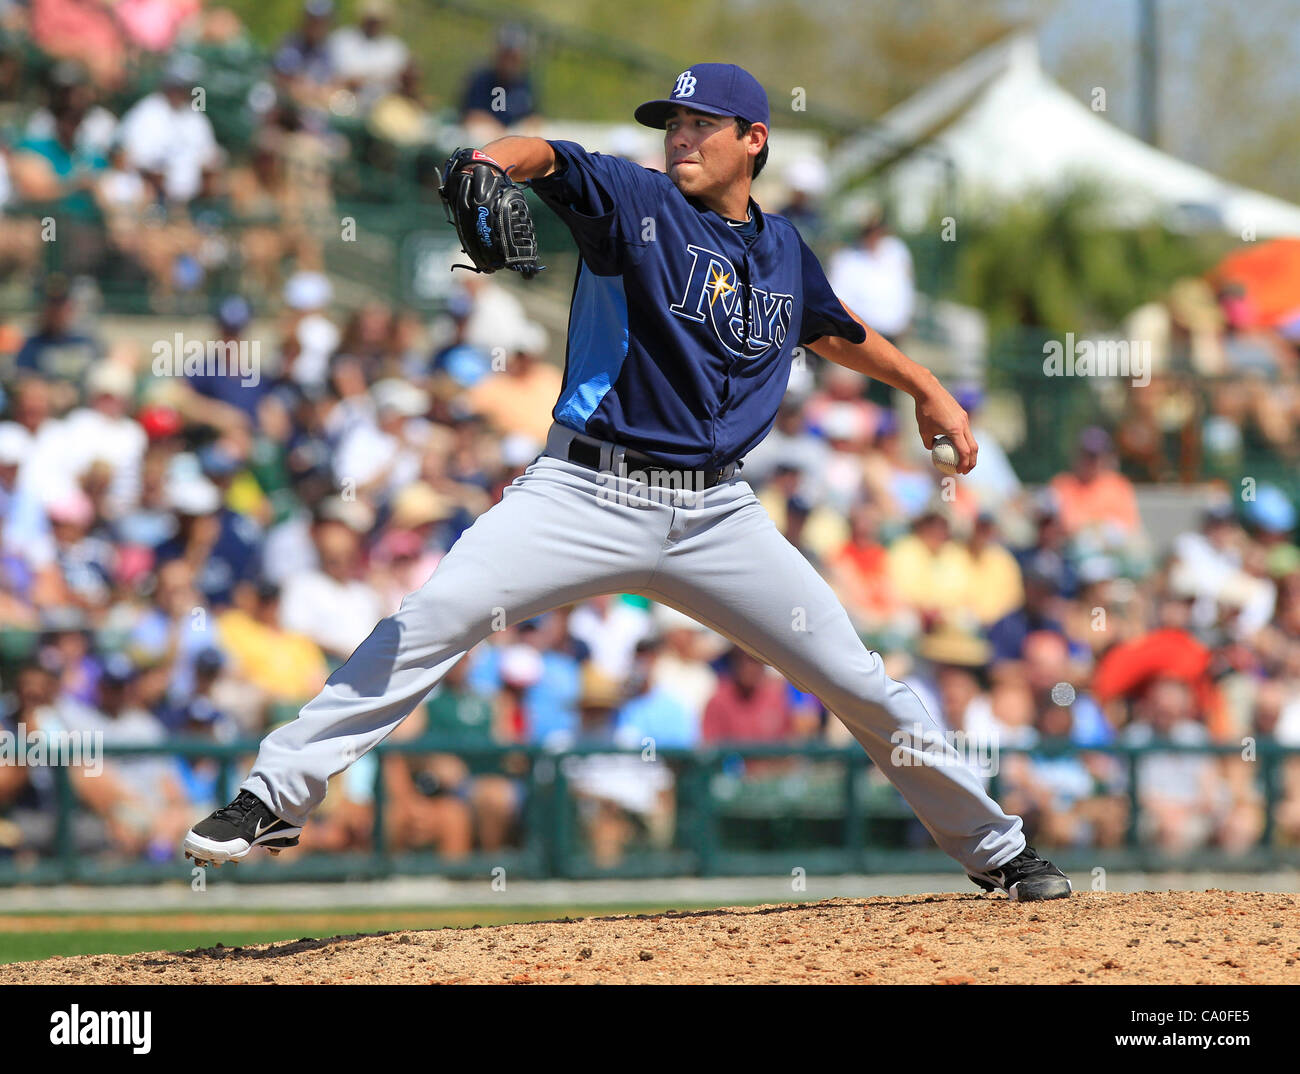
[{"xmin": 1049, "ymin": 427, "xmax": 1141, "ymax": 540}]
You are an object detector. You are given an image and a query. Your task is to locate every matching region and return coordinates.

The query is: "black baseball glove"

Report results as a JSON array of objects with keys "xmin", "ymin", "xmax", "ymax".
[{"xmin": 438, "ymin": 148, "xmax": 542, "ymax": 279}]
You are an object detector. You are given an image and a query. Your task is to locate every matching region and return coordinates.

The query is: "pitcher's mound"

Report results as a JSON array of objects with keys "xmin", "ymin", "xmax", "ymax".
[{"xmin": 3, "ymin": 891, "xmax": 1296, "ymax": 984}]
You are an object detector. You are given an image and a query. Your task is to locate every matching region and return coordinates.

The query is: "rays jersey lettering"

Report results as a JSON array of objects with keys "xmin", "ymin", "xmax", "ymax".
[
  {"xmin": 527, "ymin": 140, "xmax": 866, "ymax": 468},
  {"xmin": 669, "ymin": 243, "xmax": 794, "ymax": 357}
]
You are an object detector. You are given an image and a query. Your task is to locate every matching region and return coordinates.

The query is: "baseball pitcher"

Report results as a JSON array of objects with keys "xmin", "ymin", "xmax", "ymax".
[{"xmin": 185, "ymin": 63, "xmax": 1071, "ymax": 901}]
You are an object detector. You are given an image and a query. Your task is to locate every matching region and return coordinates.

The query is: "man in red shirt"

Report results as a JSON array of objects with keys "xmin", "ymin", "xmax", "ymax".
[{"xmin": 702, "ymin": 647, "xmax": 818, "ymax": 743}]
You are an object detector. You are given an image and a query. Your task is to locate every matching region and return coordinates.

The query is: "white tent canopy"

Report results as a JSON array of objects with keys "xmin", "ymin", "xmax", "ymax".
[{"xmin": 830, "ymin": 34, "xmax": 1300, "ymax": 238}]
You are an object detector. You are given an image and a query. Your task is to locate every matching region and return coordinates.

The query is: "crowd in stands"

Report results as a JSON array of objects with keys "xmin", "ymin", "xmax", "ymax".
[
  {"xmin": 2, "ymin": 247, "xmax": 1297, "ymax": 868},
  {"xmin": 0, "ymin": 3, "xmax": 543, "ymax": 309},
  {"xmin": 1119, "ymin": 275, "xmax": 1300, "ymax": 484},
  {"xmin": 0, "ymin": 3, "xmax": 1298, "ymax": 871}
]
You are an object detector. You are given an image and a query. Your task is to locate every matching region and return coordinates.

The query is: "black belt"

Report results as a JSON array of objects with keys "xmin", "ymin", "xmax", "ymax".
[{"xmin": 565, "ymin": 438, "xmax": 733, "ymax": 489}]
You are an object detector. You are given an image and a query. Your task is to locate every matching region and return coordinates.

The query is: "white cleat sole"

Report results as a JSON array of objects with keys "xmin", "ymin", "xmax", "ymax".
[{"xmin": 182, "ymin": 827, "xmax": 302, "ymax": 867}]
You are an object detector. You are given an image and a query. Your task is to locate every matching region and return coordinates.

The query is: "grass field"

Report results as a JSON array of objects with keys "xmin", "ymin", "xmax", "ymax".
[{"xmin": 0, "ymin": 903, "xmax": 729, "ymax": 965}]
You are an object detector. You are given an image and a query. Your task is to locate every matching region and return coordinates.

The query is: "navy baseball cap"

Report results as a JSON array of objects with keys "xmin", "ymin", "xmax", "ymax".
[{"xmin": 635, "ymin": 63, "xmax": 770, "ymax": 129}]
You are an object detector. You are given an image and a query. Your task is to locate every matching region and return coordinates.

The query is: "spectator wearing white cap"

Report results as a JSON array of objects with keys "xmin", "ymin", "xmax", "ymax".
[
  {"xmin": 59, "ymin": 361, "xmax": 145, "ymax": 519},
  {"xmin": 818, "ymin": 400, "xmax": 877, "ymax": 515},
  {"xmin": 117, "ymin": 54, "xmax": 221, "ymax": 205},
  {"xmin": 283, "ymin": 268, "xmax": 333, "ymax": 313},
  {"xmin": 492, "ymin": 641, "xmax": 545, "ymax": 742},
  {"xmin": 332, "ymin": 378, "xmax": 431, "ymax": 500},
  {"xmin": 153, "ymin": 455, "xmax": 262, "ymax": 609},
  {"xmin": 281, "ymin": 270, "xmax": 340, "ymax": 389}
]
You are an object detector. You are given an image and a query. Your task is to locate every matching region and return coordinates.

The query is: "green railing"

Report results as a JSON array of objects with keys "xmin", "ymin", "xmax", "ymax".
[{"xmin": 2, "ymin": 737, "xmax": 1297, "ymax": 885}]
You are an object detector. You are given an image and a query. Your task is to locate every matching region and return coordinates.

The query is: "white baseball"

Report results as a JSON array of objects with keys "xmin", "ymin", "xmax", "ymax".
[{"xmin": 931, "ymin": 435, "xmax": 960, "ymax": 475}]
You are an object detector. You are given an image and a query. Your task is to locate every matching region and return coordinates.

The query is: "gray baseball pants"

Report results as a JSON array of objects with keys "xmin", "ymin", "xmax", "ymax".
[{"xmin": 243, "ymin": 422, "xmax": 1025, "ymax": 873}]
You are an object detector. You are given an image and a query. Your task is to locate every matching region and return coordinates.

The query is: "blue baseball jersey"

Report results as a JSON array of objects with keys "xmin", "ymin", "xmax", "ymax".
[{"xmin": 528, "ymin": 140, "xmax": 865, "ymax": 469}]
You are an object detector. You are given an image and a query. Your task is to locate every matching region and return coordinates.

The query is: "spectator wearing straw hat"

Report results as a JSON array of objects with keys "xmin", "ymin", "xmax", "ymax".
[
  {"xmin": 561, "ymin": 662, "xmax": 674, "ymax": 866},
  {"xmin": 370, "ymin": 482, "xmax": 455, "ymax": 612}
]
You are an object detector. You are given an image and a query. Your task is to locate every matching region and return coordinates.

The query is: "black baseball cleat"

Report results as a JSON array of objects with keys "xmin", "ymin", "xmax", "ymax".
[
  {"xmin": 967, "ymin": 845, "xmax": 1072, "ymax": 901},
  {"xmin": 183, "ymin": 790, "xmax": 302, "ymax": 867}
]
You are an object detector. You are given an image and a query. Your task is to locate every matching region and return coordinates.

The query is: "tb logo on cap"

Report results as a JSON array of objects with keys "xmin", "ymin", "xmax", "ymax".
[{"xmin": 673, "ymin": 70, "xmax": 697, "ymax": 98}]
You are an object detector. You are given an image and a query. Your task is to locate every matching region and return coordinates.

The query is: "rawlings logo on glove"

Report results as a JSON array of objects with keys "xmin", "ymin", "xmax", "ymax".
[{"xmin": 438, "ymin": 148, "xmax": 543, "ymax": 279}]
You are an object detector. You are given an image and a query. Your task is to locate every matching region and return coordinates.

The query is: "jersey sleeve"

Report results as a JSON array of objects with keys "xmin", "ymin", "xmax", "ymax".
[
  {"xmin": 528, "ymin": 140, "xmax": 663, "ymax": 274},
  {"xmin": 796, "ymin": 231, "xmax": 867, "ymax": 346}
]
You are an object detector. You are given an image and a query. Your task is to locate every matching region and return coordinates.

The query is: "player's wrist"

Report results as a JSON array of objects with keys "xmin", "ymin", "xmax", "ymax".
[{"xmin": 904, "ymin": 367, "xmax": 943, "ymax": 402}]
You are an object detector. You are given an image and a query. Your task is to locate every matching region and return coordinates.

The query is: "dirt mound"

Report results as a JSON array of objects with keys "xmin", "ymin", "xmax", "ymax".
[{"xmin": 3, "ymin": 891, "xmax": 1296, "ymax": 984}]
